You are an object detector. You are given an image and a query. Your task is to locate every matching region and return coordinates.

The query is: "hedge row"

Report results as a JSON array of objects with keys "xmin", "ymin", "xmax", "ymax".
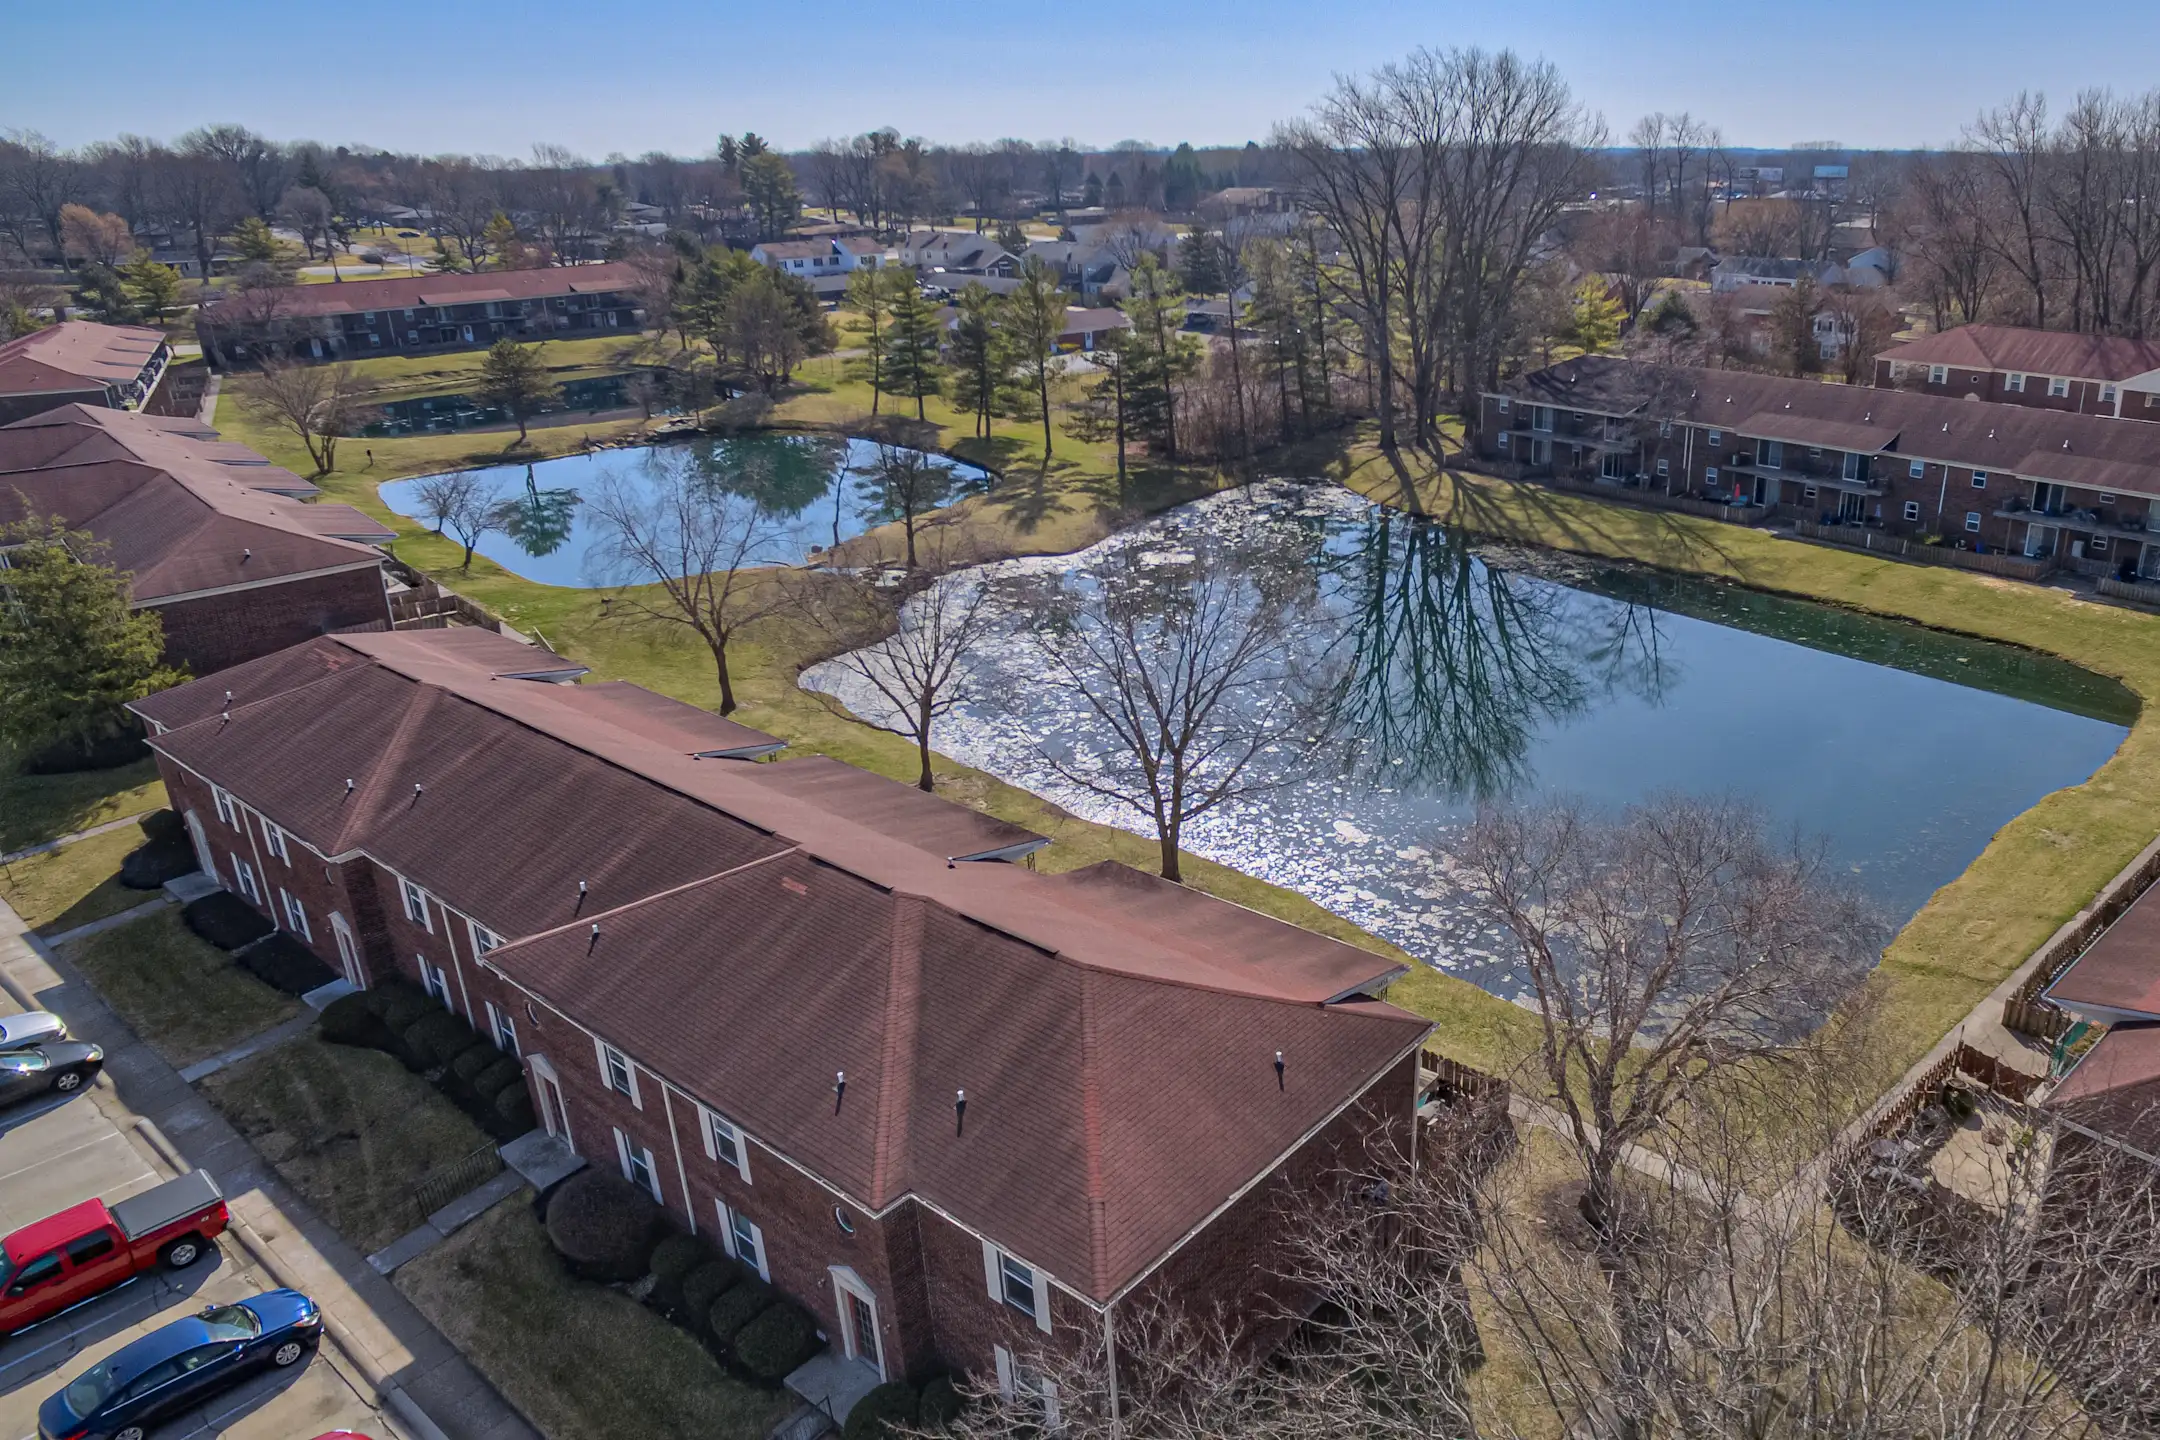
[
  {"xmin": 317, "ymin": 983, "xmax": 535, "ymax": 1138},
  {"xmin": 120, "ymin": 810, "xmax": 198, "ymax": 890}
]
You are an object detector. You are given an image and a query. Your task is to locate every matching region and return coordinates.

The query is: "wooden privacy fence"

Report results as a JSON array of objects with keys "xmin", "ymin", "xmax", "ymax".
[
  {"xmin": 2001, "ymin": 834, "xmax": 2160, "ymax": 1042},
  {"xmin": 2098, "ymin": 576, "xmax": 2160, "ymax": 608},
  {"xmin": 1791, "ymin": 521, "xmax": 2055, "ymax": 581}
]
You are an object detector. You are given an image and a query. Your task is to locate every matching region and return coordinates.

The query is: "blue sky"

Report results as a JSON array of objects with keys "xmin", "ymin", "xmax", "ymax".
[{"xmin": 7, "ymin": 0, "xmax": 2158, "ymax": 156}]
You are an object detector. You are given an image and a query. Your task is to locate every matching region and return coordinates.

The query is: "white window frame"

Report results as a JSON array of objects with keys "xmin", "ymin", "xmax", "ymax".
[
  {"xmin": 1495, "ymin": 396, "xmax": 1511, "ymax": 414},
  {"xmin": 597, "ymin": 1039, "xmax": 641, "ymax": 1108},
  {"xmin": 982, "ymin": 1240, "xmax": 1053, "ymax": 1334},
  {"xmin": 1496, "ymin": 432, "xmax": 1509, "ymax": 450},
  {"xmin": 2005, "ymin": 372, "xmax": 2025, "ymax": 392},
  {"xmin": 1803, "ymin": 485, "xmax": 1818, "ymax": 501},
  {"xmin": 1704, "ymin": 466, "xmax": 1719, "ymax": 485},
  {"xmin": 2099, "ymin": 492, "xmax": 2118, "ymax": 504},
  {"xmin": 231, "ymin": 854, "xmax": 261, "ymax": 904},
  {"xmin": 1903, "ymin": 501, "xmax": 1922, "ymax": 522},
  {"xmin": 1909, "ymin": 459, "xmax": 1926, "ymax": 479},
  {"xmin": 1656, "ymin": 457, "xmax": 1670, "ymax": 477},
  {"xmin": 262, "ymin": 822, "xmax": 289, "ymax": 864},
  {"xmin": 1928, "ymin": 365, "xmax": 1948, "ymax": 384},
  {"xmin": 1706, "ymin": 429, "xmax": 1723, "ymax": 447},
  {"xmin": 2102, "ymin": 384, "xmax": 2117, "ymax": 402},
  {"xmin": 993, "ymin": 1346, "xmax": 1061, "ymax": 1424},
  {"xmin": 720, "ymin": 1201, "xmax": 768, "ymax": 1280},
  {"xmin": 419, "ymin": 957, "xmax": 453, "ymax": 1010},
  {"xmin": 278, "ymin": 888, "xmax": 312, "ymax": 941},
  {"xmin": 212, "ymin": 786, "xmax": 236, "ymax": 827},
  {"xmin": 398, "ymin": 876, "xmax": 432, "ymax": 931},
  {"xmin": 1965, "ymin": 511, "xmax": 1983, "ymax": 533},
  {"xmin": 469, "ymin": 921, "xmax": 501, "ymax": 957},
  {"xmin": 485, "ymin": 1001, "xmax": 519, "ymax": 1057},
  {"xmin": 2049, "ymin": 376, "xmax": 2070, "ymax": 398},
  {"xmin": 699, "ymin": 1106, "xmax": 753, "ymax": 1184},
  {"xmin": 1971, "ymin": 470, "xmax": 1988, "ymax": 488},
  {"xmin": 614, "ymin": 1127, "xmax": 661, "ymax": 1202}
]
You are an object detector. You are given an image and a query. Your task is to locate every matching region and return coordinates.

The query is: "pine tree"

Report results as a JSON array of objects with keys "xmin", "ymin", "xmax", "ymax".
[
  {"xmin": 1564, "ymin": 277, "xmax": 1626, "ymax": 355},
  {"xmin": 945, "ymin": 283, "xmax": 1009, "ymax": 439},
  {"xmin": 1177, "ymin": 223, "xmax": 1226, "ymax": 296},
  {"xmin": 1121, "ymin": 255, "xmax": 1200, "ymax": 461},
  {"xmin": 846, "ymin": 266, "xmax": 895, "ymax": 414},
  {"xmin": 879, "ymin": 279, "xmax": 944, "ymax": 421},
  {"xmin": 478, "ymin": 339, "xmax": 557, "ymax": 442},
  {"xmin": 230, "ymin": 216, "xmax": 283, "ymax": 265},
  {"xmin": 1001, "ymin": 259, "xmax": 1070, "ymax": 459},
  {"xmin": 119, "ymin": 253, "xmax": 183, "ymax": 324},
  {"xmin": 0, "ymin": 515, "xmax": 184, "ymax": 764}
]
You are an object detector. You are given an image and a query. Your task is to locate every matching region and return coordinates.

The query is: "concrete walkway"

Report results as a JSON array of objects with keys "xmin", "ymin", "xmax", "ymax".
[
  {"xmin": 366, "ymin": 1169, "xmax": 527, "ymax": 1276},
  {"xmin": 178, "ymin": 1010, "xmax": 319, "ymax": 1084},
  {"xmin": 44, "ymin": 895, "xmax": 173, "ymax": 948},
  {"xmin": 0, "ymin": 893, "xmax": 538, "ymax": 1440},
  {"xmin": 197, "ymin": 371, "xmax": 221, "ymax": 425},
  {"xmin": 0, "ymin": 811, "xmax": 155, "ymax": 865}
]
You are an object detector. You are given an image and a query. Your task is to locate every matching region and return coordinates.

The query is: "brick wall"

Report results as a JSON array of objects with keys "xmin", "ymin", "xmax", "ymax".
[{"xmin": 149, "ymin": 565, "xmax": 391, "ymax": 678}]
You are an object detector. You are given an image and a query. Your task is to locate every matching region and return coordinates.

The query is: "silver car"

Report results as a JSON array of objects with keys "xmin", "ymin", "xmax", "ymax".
[{"xmin": 0, "ymin": 1012, "xmax": 68, "ymax": 1052}]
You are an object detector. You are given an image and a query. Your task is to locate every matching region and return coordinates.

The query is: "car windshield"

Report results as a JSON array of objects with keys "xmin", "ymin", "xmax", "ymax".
[
  {"xmin": 200, "ymin": 1304, "xmax": 261, "ymax": 1341},
  {"xmin": 62, "ymin": 1358, "xmax": 124, "ymax": 1416}
]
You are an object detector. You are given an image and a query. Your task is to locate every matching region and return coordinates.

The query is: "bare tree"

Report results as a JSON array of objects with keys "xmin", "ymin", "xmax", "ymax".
[
  {"xmin": 236, "ymin": 358, "xmax": 374, "ymax": 475},
  {"xmin": 1015, "ymin": 540, "xmax": 1335, "ymax": 883},
  {"xmin": 1455, "ymin": 796, "xmax": 1881, "ymax": 1235},
  {"xmin": 408, "ymin": 470, "xmax": 505, "ymax": 571},
  {"xmin": 792, "ymin": 544, "xmax": 997, "ymax": 792},
  {"xmin": 583, "ymin": 451, "xmax": 792, "ymax": 714}
]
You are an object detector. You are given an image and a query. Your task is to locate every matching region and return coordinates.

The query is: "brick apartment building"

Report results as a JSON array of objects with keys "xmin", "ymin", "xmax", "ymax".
[
  {"xmin": 129, "ymin": 629, "xmax": 1442, "ymax": 1399},
  {"xmin": 0, "ymin": 405, "xmax": 394, "ymax": 674},
  {"xmin": 196, "ymin": 263, "xmax": 649, "ymax": 367},
  {"xmin": 1476, "ymin": 356, "xmax": 2160, "ymax": 579},
  {"xmin": 1873, "ymin": 324, "xmax": 2160, "ymax": 422},
  {"xmin": 0, "ymin": 321, "xmax": 175, "ymax": 424}
]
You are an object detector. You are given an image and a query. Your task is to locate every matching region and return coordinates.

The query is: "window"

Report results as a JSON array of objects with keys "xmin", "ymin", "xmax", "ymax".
[
  {"xmin": 1656, "ymin": 458, "xmax": 1670, "ymax": 477},
  {"xmin": 212, "ymin": 786, "xmax": 236, "ymax": 827},
  {"xmin": 2005, "ymin": 372, "xmax": 2025, "ymax": 392},
  {"xmin": 1842, "ymin": 452, "xmax": 1864, "ymax": 481},
  {"xmin": 1707, "ymin": 429, "xmax": 1723, "ymax": 447},
  {"xmin": 1757, "ymin": 439, "xmax": 1782, "ymax": 469},
  {"xmin": 994, "ymin": 1347, "xmax": 1062, "ymax": 1424},
  {"xmin": 486, "ymin": 1001, "xmax": 519, "ymax": 1056},
  {"xmin": 2099, "ymin": 492, "xmax": 2118, "ymax": 504},
  {"xmin": 469, "ymin": 922, "xmax": 501, "ymax": 957},
  {"xmin": 2092, "ymin": 536, "xmax": 2111, "ymax": 553},
  {"xmin": 231, "ymin": 856, "xmax": 261, "ymax": 905},
  {"xmin": 278, "ymin": 889, "xmax": 311, "ymax": 941},
  {"xmin": 10, "ymin": 1253, "xmax": 63, "ymax": 1292},
  {"xmin": 1704, "ymin": 467, "xmax": 1719, "ymax": 485},
  {"xmin": 1496, "ymin": 432, "xmax": 1509, "ymax": 450},
  {"xmin": 64, "ymin": 1231, "xmax": 115, "ymax": 1265},
  {"xmin": 2103, "ymin": 384, "xmax": 2118, "ymax": 402},
  {"xmin": 614, "ymin": 1128, "xmax": 660, "ymax": 1201},
  {"xmin": 984, "ymin": 1240, "xmax": 1053, "ymax": 1332},
  {"xmin": 1909, "ymin": 459, "xmax": 1926, "ymax": 479},
  {"xmin": 702, "ymin": 1108, "xmax": 752, "ymax": 1183},
  {"xmin": 1965, "ymin": 511, "xmax": 1983, "ymax": 532},
  {"xmin": 2049, "ymin": 377, "xmax": 2070, "ymax": 397},
  {"xmin": 598, "ymin": 1041, "xmax": 640, "ymax": 1106},
  {"xmin": 262, "ymin": 822, "xmax": 290, "ymax": 864},
  {"xmin": 722, "ymin": 1203, "xmax": 767, "ymax": 1279},
  {"xmin": 368, "ymin": 333, "xmax": 381, "ymax": 348},
  {"xmin": 406, "ymin": 329, "xmax": 419, "ymax": 344},
  {"xmin": 1495, "ymin": 396, "xmax": 1511, "ymax": 414},
  {"xmin": 1532, "ymin": 406, "xmax": 1554, "ymax": 433},
  {"xmin": 1804, "ymin": 485, "xmax": 1819, "ymax": 500},
  {"xmin": 1903, "ymin": 501, "xmax": 1922, "ymax": 522},
  {"xmin": 1971, "ymin": 470, "xmax": 1987, "ymax": 488},
  {"xmin": 1928, "ymin": 365, "xmax": 1948, "ymax": 384},
  {"xmin": 1658, "ymin": 419, "xmax": 1672, "ymax": 438},
  {"xmin": 399, "ymin": 877, "xmax": 432, "ymax": 931},
  {"xmin": 419, "ymin": 958, "xmax": 452, "ymax": 1010}
]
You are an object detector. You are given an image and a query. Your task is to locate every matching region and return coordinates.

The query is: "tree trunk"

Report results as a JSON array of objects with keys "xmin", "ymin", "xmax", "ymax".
[
  {"xmin": 1039, "ymin": 371, "xmax": 1053, "ymax": 458},
  {"xmin": 1157, "ymin": 828, "xmax": 1182, "ymax": 884},
  {"xmin": 714, "ymin": 643, "xmax": 737, "ymax": 715},
  {"xmin": 916, "ymin": 734, "xmax": 934, "ymax": 793}
]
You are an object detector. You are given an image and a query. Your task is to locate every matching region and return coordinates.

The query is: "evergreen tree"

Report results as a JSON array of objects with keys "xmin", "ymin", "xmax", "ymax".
[
  {"xmin": 1564, "ymin": 277, "xmax": 1626, "ymax": 355},
  {"xmin": 1177, "ymin": 223, "xmax": 1226, "ymax": 296},
  {"xmin": 1001, "ymin": 258, "xmax": 1070, "ymax": 459},
  {"xmin": 994, "ymin": 217, "xmax": 1028, "ymax": 254},
  {"xmin": 846, "ymin": 265, "xmax": 895, "ymax": 414},
  {"xmin": 1121, "ymin": 254, "xmax": 1200, "ymax": 461},
  {"xmin": 119, "ymin": 253, "xmax": 183, "ymax": 324},
  {"xmin": 0, "ymin": 515, "xmax": 184, "ymax": 765},
  {"xmin": 230, "ymin": 216, "xmax": 283, "ymax": 264},
  {"xmin": 879, "ymin": 278, "xmax": 944, "ymax": 420},
  {"xmin": 1162, "ymin": 142, "xmax": 1205, "ymax": 212},
  {"xmin": 945, "ymin": 282, "xmax": 1010, "ymax": 439},
  {"xmin": 740, "ymin": 152, "xmax": 802, "ymax": 240},
  {"xmin": 478, "ymin": 339, "xmax": 557, "ymax": 442},
  {"xmin": 73, "ymin": 264, "xmax": 138, "ymax": 323}
]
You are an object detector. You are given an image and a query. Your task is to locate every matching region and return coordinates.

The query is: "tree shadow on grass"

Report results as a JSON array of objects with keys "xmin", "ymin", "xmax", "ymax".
[{"xmin": 987, "ymin": 457, "xmax": 1089, "ymax": 536}]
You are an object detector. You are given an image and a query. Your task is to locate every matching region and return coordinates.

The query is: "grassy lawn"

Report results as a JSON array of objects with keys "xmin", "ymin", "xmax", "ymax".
[
  {"xmin": 0, "ymin": 827, "xmax": 154, "ymax": 935},
  {"xmin": 66, "ymin": 911, "xmax": 299, "ymax": 1066},
  {"xmin": 199, "ymin": 1036, "xmax": 490, "ymax": 1252},
  {"xmin": 396, "ymin": 1198, "xmax": 793, "ymax": 1440},
  {"xmin": 0, "ymin": 757, "xmax": 162, "ymax": 856},
  {"xmin": 1328, "ymin": 439, "xmax": 2160, "ymax": 1091}
]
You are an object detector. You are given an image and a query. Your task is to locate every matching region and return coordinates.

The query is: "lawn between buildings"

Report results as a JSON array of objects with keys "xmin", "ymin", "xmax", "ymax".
[{"xmin": 212, "ymin": 339, "xmax": 2153, "ymax": 1097}]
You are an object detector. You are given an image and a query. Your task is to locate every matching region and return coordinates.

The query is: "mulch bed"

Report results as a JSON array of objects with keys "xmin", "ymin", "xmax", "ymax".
[{"xmin": 182, "ymin": 892, "xmax": 275, "ymax": 950}]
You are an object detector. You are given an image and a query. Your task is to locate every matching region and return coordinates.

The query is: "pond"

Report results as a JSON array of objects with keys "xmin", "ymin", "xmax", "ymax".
[
  {"xmin": 802, "ymin": 484, "xmax": 2134, "ymax": 1002},
  {"xmin": 379, "ymin": 435, "xmax": 994, "ymax": 586},
  {"xmin": 362, "ymin": 373, "xmax": 658, "ymax": 436}
]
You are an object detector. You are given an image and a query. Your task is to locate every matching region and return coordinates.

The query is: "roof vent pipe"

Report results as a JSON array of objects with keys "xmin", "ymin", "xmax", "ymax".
[
  {"xmin": 833, "ymin": 1071, "xmax": 846, "ymax": 1114},
  {"xmin": 955, "ymin": 1089, "xmax": 967, "ymax": 1136},
  {"xmin": 344, "ymin": 778, "xmax": 354, "ymax": 796},
  {"xmin": 587, "ymin": 922, "xmax": 600, "ymax": 954},
  {"xmin": 1275, "ymin": 1051, "xmax": 1286, "ymax": 1090}
]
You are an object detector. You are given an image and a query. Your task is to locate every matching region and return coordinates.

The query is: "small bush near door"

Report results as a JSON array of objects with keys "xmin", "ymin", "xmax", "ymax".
[
  {"xmin": 182, "ymin": 892, "xmax": 275, "ymax": 950},
  {"xmin": 543, "ymin": 1169, "xmax": 665, "ymax": 1282},
  {"xmin": 842, "ymin": 1381, "xmax": 919, "ymax": 1440},
  {"xmin": 917, "ymin": 1374, "xmax": 965, "ymax": 1426},
  {"xmin": 732, "ymin": 1301, "xmax": 820, "ymax": 1381}
]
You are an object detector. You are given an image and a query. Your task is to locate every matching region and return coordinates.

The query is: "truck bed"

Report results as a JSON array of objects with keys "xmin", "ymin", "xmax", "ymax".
[{"xmin": 110, "ymin": 1170, "xmax": 224, "ymax": 1240}]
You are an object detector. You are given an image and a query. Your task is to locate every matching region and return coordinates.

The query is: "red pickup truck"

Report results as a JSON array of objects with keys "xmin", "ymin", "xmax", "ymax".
[{"xmin": 0, "ymin": 1171, "xmax": 228, "ymax": 1337}]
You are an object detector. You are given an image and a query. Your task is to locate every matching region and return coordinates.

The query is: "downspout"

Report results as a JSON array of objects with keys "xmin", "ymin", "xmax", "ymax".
[
  {"xmin": 1103, "ymin": 1305, "xmax": 1122, "ymax": 1439},
  {"xmin": 1936, "ymin": 466, "xmax": 1949, "ymax": 531}
]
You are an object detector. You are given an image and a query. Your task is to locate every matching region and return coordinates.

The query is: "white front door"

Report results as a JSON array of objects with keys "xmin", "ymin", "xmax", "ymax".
[
  {"xmin": 530, "ymin": 1055, "xmax": 570, "ymax": 1146},
  {"xmin": 184, "ymin": 811, "xmax": 218, "ymax": 885},
  {"xmin": 329, "ymin": 912, "xmax": 362, "ymax": 986},
  {"xmin": 830, "ymin": 1267, "xmax": 886, "ymax": 1379}
]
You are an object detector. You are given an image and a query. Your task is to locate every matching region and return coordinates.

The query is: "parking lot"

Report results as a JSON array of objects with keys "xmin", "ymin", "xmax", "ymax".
[{"xmin": 0, "ymin": 1034, "xmax": 391, "ymax": 1440}]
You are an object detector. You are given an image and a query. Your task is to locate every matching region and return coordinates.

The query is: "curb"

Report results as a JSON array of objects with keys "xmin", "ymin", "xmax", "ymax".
[{"xmin": 132, "ymin": 1118, "xmax": 443, "ymax": 1440}]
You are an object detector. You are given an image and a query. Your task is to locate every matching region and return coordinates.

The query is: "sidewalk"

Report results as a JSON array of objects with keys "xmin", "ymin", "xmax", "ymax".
[{"xmin": 0, "ymin": 895, "xmax": 537, "ymax": 1440}]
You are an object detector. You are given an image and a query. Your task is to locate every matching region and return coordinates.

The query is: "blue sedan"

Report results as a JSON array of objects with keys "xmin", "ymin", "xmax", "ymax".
[{"xmin": 38, "ymin": 1289, "xmax": 323, "ymax": 1440}]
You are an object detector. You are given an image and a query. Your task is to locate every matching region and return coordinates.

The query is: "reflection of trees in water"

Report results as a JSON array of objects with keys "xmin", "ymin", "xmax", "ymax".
[
  {"xmin": 1320, "ymin": 511, "xmax": 1674, "ymax": 800},
  {"xmin": 497, "ymin": 483, "xmax": 581, "ymax": 557},
  {"xmin": 678, "ymin": 434, "xmax": 848, "ymax": 516}
]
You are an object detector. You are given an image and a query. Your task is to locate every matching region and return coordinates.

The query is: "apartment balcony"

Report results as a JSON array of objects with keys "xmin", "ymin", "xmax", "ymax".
[
  {"xmin": 1723, "ymin": 459, "xmax": 1882, "ymax": 496},
  {"xmin": 1996, "ymin": 502, "xmax": 2156, "ymax": 543}
]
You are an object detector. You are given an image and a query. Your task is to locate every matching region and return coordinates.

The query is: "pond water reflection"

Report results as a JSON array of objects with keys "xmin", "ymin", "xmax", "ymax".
[
  {"xmin": 804, "ymin": 484, "xmax": 2133, "ymax": 1001},
  {"xmin": 379, "ymin": 434, "xmax": 993, "ymax": 586}
]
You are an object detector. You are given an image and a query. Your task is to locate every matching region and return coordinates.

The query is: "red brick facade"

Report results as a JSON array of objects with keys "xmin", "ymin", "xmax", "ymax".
[
  {"xmin": 148, "ymin": 564, "xmax": 391, "ymax": 678},
  {"xmin": 1873, "ymin": 357, "xmax": 2160, "ymax": 422}
]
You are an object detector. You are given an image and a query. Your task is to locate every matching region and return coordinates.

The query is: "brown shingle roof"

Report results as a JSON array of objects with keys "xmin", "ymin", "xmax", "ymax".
[
  {"xmin": 2045, "ymin": 881, "xmax": 2160, "ymax": 1021},
  {"xmin": 0, "ymin": 321, "xmax": 164, "ymax": 397},
  {"xmin": 1878, "ymin": 324, "xmax": 2160, "ymax": 382},
  {"xmin": 2045, "ymin": 1023, "xmax": 2160, "ymax": 1154},
  {"xmin": 1501, "ymin": 356, "xmax": 2160, "ymax": 497},
  {"xmin": 0, "ymin": 406, "xmax": 383, "ymax": 602},
  {"xmin": 135, "ymin": 630, "xmax": 1428, "ymax": 1296},
  {"xmin": 201, "ymin": 262, "xmax": 643, "ymax": 322}
]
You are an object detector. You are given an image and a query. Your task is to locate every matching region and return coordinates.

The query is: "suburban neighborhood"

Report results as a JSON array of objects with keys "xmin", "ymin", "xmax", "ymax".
[{"xmin": 6, "ymin": 13, "xmax": 2160, "ymax": 1440}]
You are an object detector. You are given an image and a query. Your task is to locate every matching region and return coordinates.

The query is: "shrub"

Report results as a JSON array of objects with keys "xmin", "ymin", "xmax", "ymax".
[
  {"xmin": 917, "ymin": 1374, "xmax": 965, "ymax": 1428},
  {"xmin": 472, "ymin": 1056, "xmax": 524, "ymax": 1100},
  {"xmin": 119, "ymin": 832, "xmax": 196, "ymax": 889},
  {"xmin": 843, "ymin": 1382, "xmax": 920, "ymax": 1440},
  {"xmin": 237, "ymin": 933, "xmax": 337, "ymax": 995},
  {"xmin": 375, "ymin": 988, "xmax": 433, "ymax": 1030},
  {"xmin": 451, "ymin": 1043, "xmax": 500, "ymax": 1082},
  {"xmin": 181, "ymin": 892, "xmax": 274, "ymax": 950},
  {"xmin": 543, "ymin": 1170, "xmax": 663, "ymax": 1282},
  {"xmin": 706, "ymin": 1278, "xmax": 772, "ymax": 1348},
  {"xmin": 681, "ymin": 1259, "xmax": 740, "ymax": 1326},
  {"xmin": 493, "ymin": 1085, "xmax": 536, "ymax": 1135},
  {"xmin": 649, "ymin": 1233, "xmax": 707, "ymax": 1285},
  {"xmin": 138, "ymin": 809, "xmax": 184, "ymax": 845},
  {"xmin": 319, "ymin": 992, "xmax": 392, "ymax": 1050},
  {"xmin": 403, "ymin": 1011, "xmax": 474, "ymax": 1068},
  {"xmin": 733, "ymin": 1300, "xmax": 819, "ymax": 1381}
]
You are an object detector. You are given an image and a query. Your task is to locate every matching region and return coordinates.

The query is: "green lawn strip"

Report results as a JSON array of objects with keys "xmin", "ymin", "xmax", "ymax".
[
  {"xmin": 65, "ymin": 911, "xmax": 299, "ymax": 1067},
  {"xmin": 0, "ymin": 757, "xmax": 162, "ymax": 855},
  {"xmin": 0, "ymin": 827, "xmax": 151, "ymax": 934},
  {"xmin": 198, "ymin": 1036, "xmax": 489, "ymax": 1252},
  {"xmin": 1330, "ymin": 440, "xmax": 2160, "ymax": 1083},
  {"xmin": 395, "ymin": 1196, "xmax": 793, "ymax": 1440}
]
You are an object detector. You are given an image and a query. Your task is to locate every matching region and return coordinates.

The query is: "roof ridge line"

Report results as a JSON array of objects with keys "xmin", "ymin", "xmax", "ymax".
[
  {"xmin": 1079, "ymin": 967, "xmax": 1111, "ymax": 1297},
  {"xmin": 340, "ymin": 677, "xmax": 440, "ymax": 852},
  {"xmin": 868, "ymin": 896, "xmax": 923, "ymax": 1205},
  {"xmin": 489, "ymin": 845, "xmax": 804, "ymax": 951}
]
